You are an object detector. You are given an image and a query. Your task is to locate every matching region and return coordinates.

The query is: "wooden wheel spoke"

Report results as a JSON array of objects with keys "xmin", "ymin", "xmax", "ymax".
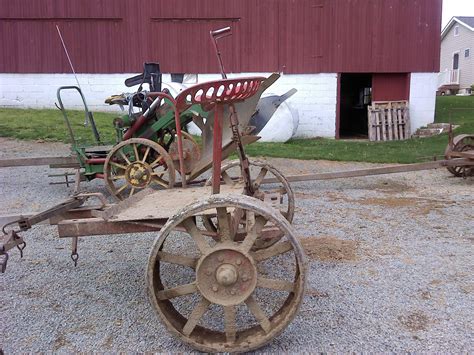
[
  {"xmin": 245, "ymin": 295, "xmax": 271, "ymax": 333},
  {"xmin": 118, "ymin": 150, "xmax": 131, "ymax": 165},
  {"xmin": 231, "ymin": 207, "xmax": 245, "ymax": 238},
  {"xmin": 157, "ymin": 282, "xmax": 198, "ymax": 300},
  {"xmin": 181, "ymin": 218, "xmax": 211, "ymax": 254},
  {"xmin": 142, "ymin": 146, "xmax": 151, "ymax": 163},
  {"xmin": 115, "ymin": 184, "xmax": 128, "ymax": 195},
  {"xmin": 133, "ymin": 143, "xmax": 140, "ymax": 162},
  {"xmin": 112, "ymin": 175, "xmax": 125, "ymax": 181},
  {"xmin": 129, "ymin": 187, "xmax": 136, "ymax": 197},
  {"xmin": 217, "ymin": 207, "xmax": 232, "ymax": 241},
  {"xmin": 257, "ymin": 277, "xmax": 295, "ymax": 292},
  {"xmin": 223, "ymin": 305, "xmax": 237, "ymax": 342},
  {"xmin": 221, "ymin": 171, "xmax": 234, "ymax": 185},
  {"xmin": 241, "ymin": 214, "xmax": 267, "ymax": 252},
  {"xmin": 251, "ymin": 241, "xmax": 293, "ymax": 262},
  {"xmin": 182, "ymin": 297, "xmax": 211, "ymax": 336},
  {"xmin": 150, "ymin": 156, "xmax": 164, "ymax": 168},
  {"xmin": 157, "ymin": 251, "xmax": 198, "ymax": 269},
  {"xmin": 254, "ymin": 168, "xmax": 268, "ymax": 187},
  {"xmin": 152, "ymin": 175, "xmax": 169, "ymax": 188},
  {"xmin": 110, "ymin": 161, "xmax": 127, "ymax": 170}
]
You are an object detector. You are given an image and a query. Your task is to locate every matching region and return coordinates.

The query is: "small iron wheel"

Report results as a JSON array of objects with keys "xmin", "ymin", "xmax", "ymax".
[
  {"xmin": 445, "ymin": 135, "xmax": 474, "ymax": 177},
  {"xmin": 147, "ymin": 194, "xmax": 306, "ymax": 353},
  {"xmin": 204, "ymin": 160, "xmax": 295, "ymax": 248},
  {"xmin": 104, "ymin": 138, "xmax": 175, "ymax": 200}
]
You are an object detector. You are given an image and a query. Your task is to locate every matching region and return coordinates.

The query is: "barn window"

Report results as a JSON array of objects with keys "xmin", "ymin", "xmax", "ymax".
[
  {"xmin": 465, "ymin": 48, "xmax": 470, "ymax": 58},
  {"xmin": 454, "ymin": 26, "xmax": 459, "ymax": 36}
]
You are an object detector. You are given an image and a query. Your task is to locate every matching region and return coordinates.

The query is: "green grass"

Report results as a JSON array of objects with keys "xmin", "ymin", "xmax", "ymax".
[
  {"xmin": 245, "ymin": 95, "xmax": 474, "ymax": 163},
  {"xmin": 0, "ymin": 108, "xmax": 118, "ymax": 145},
  {"xmin": 0, "ymin": 96, "xmax": 473, "ymax": 163}
]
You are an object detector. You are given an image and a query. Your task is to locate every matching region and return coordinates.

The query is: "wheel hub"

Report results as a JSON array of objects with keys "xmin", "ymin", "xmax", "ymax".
[
  {"xmin": 125, "ymin": 162, "xmax": 152, "ymax": 188},
  {"xmin": 196, "ymin": 247, "xmax": 257, "ymax": 306}
]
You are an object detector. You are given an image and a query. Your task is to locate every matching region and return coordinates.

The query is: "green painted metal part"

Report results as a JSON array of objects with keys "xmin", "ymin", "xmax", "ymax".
[{"xmin": 60, "ymin": 90, "xmax": 211, "ymax": 181}]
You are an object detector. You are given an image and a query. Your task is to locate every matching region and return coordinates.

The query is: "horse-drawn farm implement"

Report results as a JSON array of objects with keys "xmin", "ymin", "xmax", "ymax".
[{"xmin": 1, "ymin": 26, "xmax": 473, "ymax": 353}]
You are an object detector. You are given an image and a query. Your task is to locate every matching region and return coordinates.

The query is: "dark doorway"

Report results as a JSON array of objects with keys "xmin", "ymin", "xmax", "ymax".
[{"xmin": 339, "ymin": 73, "xmax": 372, "ymax": 138}]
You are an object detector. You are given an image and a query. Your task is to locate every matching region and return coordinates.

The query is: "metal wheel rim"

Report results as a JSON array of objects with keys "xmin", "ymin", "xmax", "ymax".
[
  {"xmin": 104, "ymin": 138, "xmax": 176, "ymax": 200},
  {"xmin": 203, "ymin": 160, "xmax": 295, "ymax": 248},
  {"xmin": 146, "ymin": 194, "xmax": 306, "ymax": 353},
  {"xmin": 445, "ymin": 135, "xmax": 474, "ymax": 177}
]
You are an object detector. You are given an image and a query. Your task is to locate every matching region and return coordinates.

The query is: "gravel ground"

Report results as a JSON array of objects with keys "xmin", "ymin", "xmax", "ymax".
[{"xmin": 1, "ymin": 137, "xmax": 473, "ymax": 352}]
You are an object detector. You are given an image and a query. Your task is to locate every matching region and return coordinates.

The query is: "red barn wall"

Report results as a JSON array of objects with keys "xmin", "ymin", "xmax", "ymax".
[
  {"xmin": 372, "ymin": 73, "xmax": 411, "ymax": 101},
  {"xmin": 0, "ymin": 0, "xmax": 442, "ymax": 74}
]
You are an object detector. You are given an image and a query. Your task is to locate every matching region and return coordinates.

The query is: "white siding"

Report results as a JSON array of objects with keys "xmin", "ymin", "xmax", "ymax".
[{"xmin": 440, "ymin": 23, "xmax": 474, "ymax": 90}]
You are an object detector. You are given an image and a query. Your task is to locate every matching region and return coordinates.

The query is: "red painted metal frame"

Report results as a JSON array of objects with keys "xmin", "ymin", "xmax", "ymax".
[{"xmin": 175, "ymin": 77, "xmax": 266, "ymax": 194}]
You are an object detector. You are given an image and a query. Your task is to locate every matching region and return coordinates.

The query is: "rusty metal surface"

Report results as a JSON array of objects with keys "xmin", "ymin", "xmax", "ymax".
[
  {"xmin": 0, "ymin": 0, "xmax": 441, "ymax": 73},
  {"xmin": 146, "ymin": 193, "xmax": 307, "ymax": 352},
  {"xmin": 445, "ymin": 135, "xmax": 474, "ymax": 177}
]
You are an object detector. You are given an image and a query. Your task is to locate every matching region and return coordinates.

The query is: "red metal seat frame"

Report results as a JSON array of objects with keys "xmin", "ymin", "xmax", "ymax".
[{"xmin": 175, "ymin": 77, "xmax": 266, "ymax": 193}]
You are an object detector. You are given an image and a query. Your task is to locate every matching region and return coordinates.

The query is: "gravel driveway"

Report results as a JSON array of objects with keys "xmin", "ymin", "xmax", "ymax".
[{"xmin": 1, "ymin": 137, "xmax": 473, "ymax": 352}]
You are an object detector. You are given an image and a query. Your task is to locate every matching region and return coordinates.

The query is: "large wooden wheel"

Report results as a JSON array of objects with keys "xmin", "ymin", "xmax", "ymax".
[
  {"xmin": 204, "ymin": 160, "xmax": 295, "ymax": 249},
  {"xmin": 104, "ymin": 138, "xmax": 175, "ymax": 200},
  {"xmin": 445, "ymin": 135, "xmax": 474, "ymax": 177},
  {"xmin": 147, "ymin": 194, "xmax": 307, "ymax": 353}
]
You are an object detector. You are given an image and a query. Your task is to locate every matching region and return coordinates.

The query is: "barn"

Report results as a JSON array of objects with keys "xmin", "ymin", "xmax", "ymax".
[{"xmin": 0, "ymin": 0, "xmax": 442, "ymax": 139}]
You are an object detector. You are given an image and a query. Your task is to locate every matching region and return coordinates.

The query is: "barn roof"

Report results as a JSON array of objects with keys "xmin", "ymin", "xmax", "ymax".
[{"xmin": 441, "ymin": 16, "xmax": 474, "ymax": 39}]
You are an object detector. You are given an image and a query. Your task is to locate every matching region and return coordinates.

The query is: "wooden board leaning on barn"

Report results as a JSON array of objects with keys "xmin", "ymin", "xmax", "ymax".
[{"xmin": 368, "ymin": 101, "xmax": 411, "ymax": 141}]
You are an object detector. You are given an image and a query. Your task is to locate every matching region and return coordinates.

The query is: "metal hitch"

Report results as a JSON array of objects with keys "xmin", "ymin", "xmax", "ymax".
[{"xmin": 0, "ymin": 230, "xmax": 25, "ymax": 273}]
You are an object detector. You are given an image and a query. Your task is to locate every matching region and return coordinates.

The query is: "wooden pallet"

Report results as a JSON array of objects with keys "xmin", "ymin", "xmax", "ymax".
[{"xmin": 368, "ymin": 101, "xmax": 410, "ymax": 141}]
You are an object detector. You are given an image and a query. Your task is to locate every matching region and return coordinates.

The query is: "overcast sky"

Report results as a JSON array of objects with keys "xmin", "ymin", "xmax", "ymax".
[{"xmin": 442, "ymin": 0, "xmax": 474, "ymax": 29}]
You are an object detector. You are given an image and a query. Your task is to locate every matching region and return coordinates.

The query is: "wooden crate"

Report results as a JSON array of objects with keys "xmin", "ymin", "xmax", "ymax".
[{"xmin": 368, "ymin": 101, "xmax": 411, "ymax": 141}]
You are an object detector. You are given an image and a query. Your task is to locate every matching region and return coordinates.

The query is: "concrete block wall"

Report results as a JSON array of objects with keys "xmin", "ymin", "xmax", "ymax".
[
  {"xmin": 0, "ymin": 72, "xmax": 437, "ymax": 138},
  {"xmin": 409, "ymin": 73, "xmax": 438, "ymax": 133},
  {"xmin": 0, "ymin": 72, "xmax": 338, "ymax": 138}
]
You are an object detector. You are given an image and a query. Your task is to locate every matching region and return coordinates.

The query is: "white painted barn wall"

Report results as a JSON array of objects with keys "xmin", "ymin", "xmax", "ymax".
[
  {"xmin": 0, "ymin": 72, "xmax": 436, "ymax": 138},
  {"xmin": 0, "ymin": 72, "xmax": 338, "ymax": 138},
  {"xmin": 409, "ymin": 73, "xmax": 438, "ymax": 133}
]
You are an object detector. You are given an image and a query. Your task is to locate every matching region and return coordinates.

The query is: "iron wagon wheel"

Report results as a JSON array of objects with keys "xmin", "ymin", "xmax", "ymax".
[
  {"xmin": 146, "ymin": 194, "xmax": 307, "ymax": 353},
  {"xmin": 445, "ymin": 135, "xmax": 474, "ymax": 177},
  {"xmin": 203, "ymin": 160, "xmax": 295, "ymax": 249},
  {"xmin": 104, "ymin": 138, "xmax": 176, "ymax": 200}
]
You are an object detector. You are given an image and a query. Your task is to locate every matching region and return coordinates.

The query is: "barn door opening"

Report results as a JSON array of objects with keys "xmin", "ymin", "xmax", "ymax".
[{"xmin": 339, "ymin": 73, "xmax": 372, "ymax": 138}]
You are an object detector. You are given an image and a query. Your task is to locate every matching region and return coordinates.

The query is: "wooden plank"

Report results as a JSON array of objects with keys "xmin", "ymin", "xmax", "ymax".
[
  {"xmin": 403, "ymin": 106, "xmax": 411, "ymax": 139},
  {"xmin": 57, "ymin": 218, "xmax": 165, "ymax": 238},
  {"xmin": 387, "ymin": 104, "xmax": 393, "ymax": 141},
  {"xmin": 0, "ymin": 156, "xmax": 78, "ymax": 168},
  {"xmin": 381, "ymin": 108, "xmax": 387, "ymax": 141},
  {"xmin": 397, "ymin": 108, "xmax": 404, "ymax": 139},
  {"xmin": 96, "ymin": 183, "xmax": 245, "ymax": 222},
  {"xmin": 261, "ymin": 158, "xmax": 474, "ymax": 184},
  {"xmin": 376, "ymin": 110, "xmax": 381, "ymax": 141},
  {"xmin": 393, "ymin": 107, "xmax": 399, "ymax": 140},
  {"xmin": 368, "ymin": 108, "xmax": 374, "ymax": 141}
]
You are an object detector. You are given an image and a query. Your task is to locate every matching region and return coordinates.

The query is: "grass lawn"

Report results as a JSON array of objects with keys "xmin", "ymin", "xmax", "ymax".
[{"xmin": 0, "ymin": 96, "xmax": 473, "ymax": 163}]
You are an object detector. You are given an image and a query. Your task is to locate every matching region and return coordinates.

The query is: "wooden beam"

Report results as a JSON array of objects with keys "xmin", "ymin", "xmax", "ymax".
[
  {"xmin": 0, "ymin": 156, "xmax": 78, "ymax": 168},
  {"xmin": 262, "ymin": 158, "xmax": 474, "ymax": 184}
]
